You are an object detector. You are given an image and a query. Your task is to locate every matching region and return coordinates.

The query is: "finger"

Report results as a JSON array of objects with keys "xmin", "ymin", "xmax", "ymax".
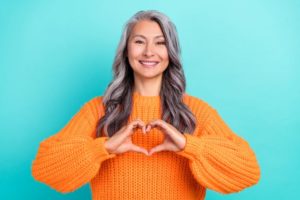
[
  {"xmin": 146, "ymin": 124, "xmax": 151, "ymax": 132},
  {"xmin": 148, "ymin": 144, "xmax": 166, "ymax": 156},
  {"xmin": 149, "ymin": 120, "xmax": 163, "ymax": 128},
  {"xmin": 130, "ymin": 144, "xmax": 149, "ymax": 156},
  {"xmin": 149, "ymin": 120, "xmax": 167, "ymax": 131},
  {"xmin": 142, "ymin": 125, "xmax": 146, "ymax": 134},
  {"xmin": 129, "ymin": 119, "xmax": 146, "ymax": 133},
  {"xmin": 130, "ymin": 119, "xmax": 143, "ymax": 129},
  {"xmin": 136, "ymin": 120, "xmax": 147, "ymax": 134}
]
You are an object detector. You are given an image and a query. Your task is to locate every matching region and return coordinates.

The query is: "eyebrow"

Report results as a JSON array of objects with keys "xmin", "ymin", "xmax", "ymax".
[{"xmin": 132, "ymin": 34, "xmax": 165, "ymax": 39}]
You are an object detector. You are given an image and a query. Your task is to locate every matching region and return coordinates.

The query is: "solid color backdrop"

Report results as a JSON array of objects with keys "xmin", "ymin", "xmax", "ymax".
[{"xmin": 1, "ymin": 0, "xmax": 299, "ymax": 199}]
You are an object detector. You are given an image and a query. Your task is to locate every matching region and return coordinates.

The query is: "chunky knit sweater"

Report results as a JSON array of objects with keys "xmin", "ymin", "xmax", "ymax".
[{"xmin": 32, "ymin": 92, "xmax": 260, "ymax": 199}]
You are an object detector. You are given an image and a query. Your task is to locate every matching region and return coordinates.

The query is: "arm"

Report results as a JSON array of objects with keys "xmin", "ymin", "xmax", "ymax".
[
  {"xmin": 176, "ymin": 105, "xmax": 261, "ymax": 194},
  {"xmin": 31, "ymin": 98, "xmax": 116, "ymax": 193}
]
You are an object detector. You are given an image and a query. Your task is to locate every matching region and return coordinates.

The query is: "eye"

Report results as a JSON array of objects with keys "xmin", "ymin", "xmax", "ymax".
[
  {"xmin": 157, "ymin": 41, "xmax": 166, "ymax": 45},
  {"xmin": 135, "ymin": 40, "xmax": 144, "ymax": 44}
]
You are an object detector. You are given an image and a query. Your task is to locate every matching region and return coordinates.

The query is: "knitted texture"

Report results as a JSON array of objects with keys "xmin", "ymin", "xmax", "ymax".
[{"xmin": 32, "ymin": 92, "xmax": 260, "ymax": 199}]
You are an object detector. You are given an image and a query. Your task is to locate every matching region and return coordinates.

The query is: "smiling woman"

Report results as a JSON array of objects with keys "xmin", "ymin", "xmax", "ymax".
[
  {"xmin": 31, "ymin": 10, "xmax": 261, "ymax": 200},
  {"xmin": 127, "ymin": 20, "xmax": 169, "ymax": 81}
]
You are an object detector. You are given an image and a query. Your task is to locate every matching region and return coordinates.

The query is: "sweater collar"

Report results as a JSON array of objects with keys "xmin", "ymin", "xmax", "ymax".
[{"xmin": 132, "ymin": 91, "xmax": 161, "ymax": 106}]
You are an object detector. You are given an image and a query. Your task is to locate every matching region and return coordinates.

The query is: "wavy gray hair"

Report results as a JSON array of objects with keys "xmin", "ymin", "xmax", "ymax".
[{"xmin": 96, "ymin": 10, "xmax": 196, "ymax": 137}]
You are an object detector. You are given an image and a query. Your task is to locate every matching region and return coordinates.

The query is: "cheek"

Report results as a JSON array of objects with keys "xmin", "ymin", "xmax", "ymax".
[
  {"xmin": 128, "ymin": 45, "xmax": 143, "ymax": 59},
  {"xmin": 161, "ymin": 52, "xmax": 169, "ymax": 66},
  {"xmin": 160, "ymin": 48, "xmax": 169, "ymax": 62},
  {"xmin": 162, "ymin": 54, "xmax": 169, "ymax": 70}
]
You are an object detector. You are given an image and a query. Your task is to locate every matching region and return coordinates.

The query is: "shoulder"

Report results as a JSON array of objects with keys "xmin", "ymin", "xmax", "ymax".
[
  {"xmin": 86, "ymin": 96, "xmax": 104, "ymax": 105},
  {"xmin": 82, "ymin": 96, "xmax": 105, "ymax": 119},
  {"xmin": 183, "ymin": 93, "xmax": 210, "ymax": 111},
  {"xmin": 182, "ymin": 92, "xmax": 215, "ymax": 119}
]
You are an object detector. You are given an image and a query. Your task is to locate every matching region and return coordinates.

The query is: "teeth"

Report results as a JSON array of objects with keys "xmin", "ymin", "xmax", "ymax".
[{"xmin": 140, "ymin": 61, "xmax": 158, "ymax": 66}]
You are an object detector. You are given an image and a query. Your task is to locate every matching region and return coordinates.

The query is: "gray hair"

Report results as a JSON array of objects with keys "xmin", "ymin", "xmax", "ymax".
[{"xmin": 96, "ymin": 10, "xmax": 196, "ymax": 137}]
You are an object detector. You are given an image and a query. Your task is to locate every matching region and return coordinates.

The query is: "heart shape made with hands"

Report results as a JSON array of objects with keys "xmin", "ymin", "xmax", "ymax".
[{"xmin": 134, "ymin": 119, "xmax": 187, "ymax": 156}]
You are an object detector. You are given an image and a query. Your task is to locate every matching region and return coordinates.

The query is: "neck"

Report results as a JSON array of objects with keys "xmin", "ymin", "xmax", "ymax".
[{"xmin": 133, "ymin": 74, "xmax": 162, "ymax": 96}]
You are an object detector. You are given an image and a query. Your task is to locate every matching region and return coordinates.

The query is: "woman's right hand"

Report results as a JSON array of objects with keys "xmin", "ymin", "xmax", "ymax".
[{"xmin": 103, "ymin": 119, "xmax": 149, "ymax": 156}]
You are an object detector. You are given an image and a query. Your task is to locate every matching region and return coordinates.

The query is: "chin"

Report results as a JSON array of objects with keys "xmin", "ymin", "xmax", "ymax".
[{"xmin": 135, "ymin": 71, "xmax": 163, "ymax": 79}]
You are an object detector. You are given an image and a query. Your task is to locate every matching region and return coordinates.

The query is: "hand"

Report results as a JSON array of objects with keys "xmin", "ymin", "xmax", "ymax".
[
  {"xmin": 104, "ymin": 119, "xmax": 149, "ymax": 156},
  {"xmin": 147, "ymin": 119, "xmax": 187, "ymax": 156}
]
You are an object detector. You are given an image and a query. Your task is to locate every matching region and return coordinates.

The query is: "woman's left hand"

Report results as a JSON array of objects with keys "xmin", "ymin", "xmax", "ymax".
[{"xmin": 147, "ymin": 119, "xmax": 186, "ymax": 156}]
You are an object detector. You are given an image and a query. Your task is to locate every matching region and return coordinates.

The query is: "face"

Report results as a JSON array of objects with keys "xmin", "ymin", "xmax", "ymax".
[{"xmin": 127, "ymin": 20, "xmax": 169, "ymax": 80}]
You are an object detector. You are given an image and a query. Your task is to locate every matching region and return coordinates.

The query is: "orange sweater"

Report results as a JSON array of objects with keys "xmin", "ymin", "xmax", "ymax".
[{"xmin": 32, "ymin": 92, "xmax": 260, "ymax": 199}]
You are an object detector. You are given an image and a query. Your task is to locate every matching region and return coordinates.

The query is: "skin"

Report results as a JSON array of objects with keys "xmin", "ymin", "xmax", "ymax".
[{"xmin": 104, "ymin": 20, "xmax": 186, "ymax": 156}]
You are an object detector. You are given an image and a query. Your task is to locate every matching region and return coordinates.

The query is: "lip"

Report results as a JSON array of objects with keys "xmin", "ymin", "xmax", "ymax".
[
  {"xmin": 139, "ymin": 60, "xmax": 159, "ymax": 67},
  {"xmin": 139, "ymin": 60, "xmax": 159, "ymax": 62}
]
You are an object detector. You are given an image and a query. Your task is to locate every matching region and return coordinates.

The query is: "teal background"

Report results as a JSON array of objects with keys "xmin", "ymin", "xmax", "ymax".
[{"xmin": 1, "ymin": 0, "xmax": 299, "ymax": 199}]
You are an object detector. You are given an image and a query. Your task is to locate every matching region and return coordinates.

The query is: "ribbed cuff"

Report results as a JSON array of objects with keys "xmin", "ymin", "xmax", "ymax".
[
  {"xmin": 90, "ymin": 137, "xmax": 117, "ymax": 163},
  {"xmin": 175, "ymin": 133, "xmax": 204, "ymax": 160}
]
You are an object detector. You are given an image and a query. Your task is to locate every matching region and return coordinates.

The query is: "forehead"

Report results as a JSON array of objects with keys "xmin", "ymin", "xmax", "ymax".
[{"xmin": 130, "ymin": 20, "xmax": 165, "ymax": 39}]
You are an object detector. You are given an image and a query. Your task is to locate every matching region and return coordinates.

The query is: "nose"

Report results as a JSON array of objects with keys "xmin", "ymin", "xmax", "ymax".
[{"xmin": 143, "ymin": 43, "xmax": 155, "ymax": 57}]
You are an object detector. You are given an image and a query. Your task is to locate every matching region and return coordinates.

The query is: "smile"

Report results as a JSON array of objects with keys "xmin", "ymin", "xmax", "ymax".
[{"xmin": 139, "ymin": 60, "xmax": 159, "ymax": 67}]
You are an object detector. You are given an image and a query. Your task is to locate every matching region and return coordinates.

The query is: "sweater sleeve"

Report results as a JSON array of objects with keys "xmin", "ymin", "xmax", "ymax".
[
  {"xmin": 176, "ymin": 105, "xmax": 261, "ymax": 194},
  {"xmin": 31, "ymin": 97, "xmax": 116, "ymax": 193}
]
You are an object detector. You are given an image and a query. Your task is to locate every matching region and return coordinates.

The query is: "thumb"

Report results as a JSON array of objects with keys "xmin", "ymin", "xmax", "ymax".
[
  {"xmin": 129, "ymin": 144, "xmax": 149, "ymax": 156},
  {"xmin": 148, "ymin": 144, "xmax": 166, "ymax": 156}
]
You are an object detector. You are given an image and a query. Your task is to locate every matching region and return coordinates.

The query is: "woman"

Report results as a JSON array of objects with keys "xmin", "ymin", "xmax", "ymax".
[{"xmin": 32, "ymin": 10, "xmax": 260, "ymax": 199}]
